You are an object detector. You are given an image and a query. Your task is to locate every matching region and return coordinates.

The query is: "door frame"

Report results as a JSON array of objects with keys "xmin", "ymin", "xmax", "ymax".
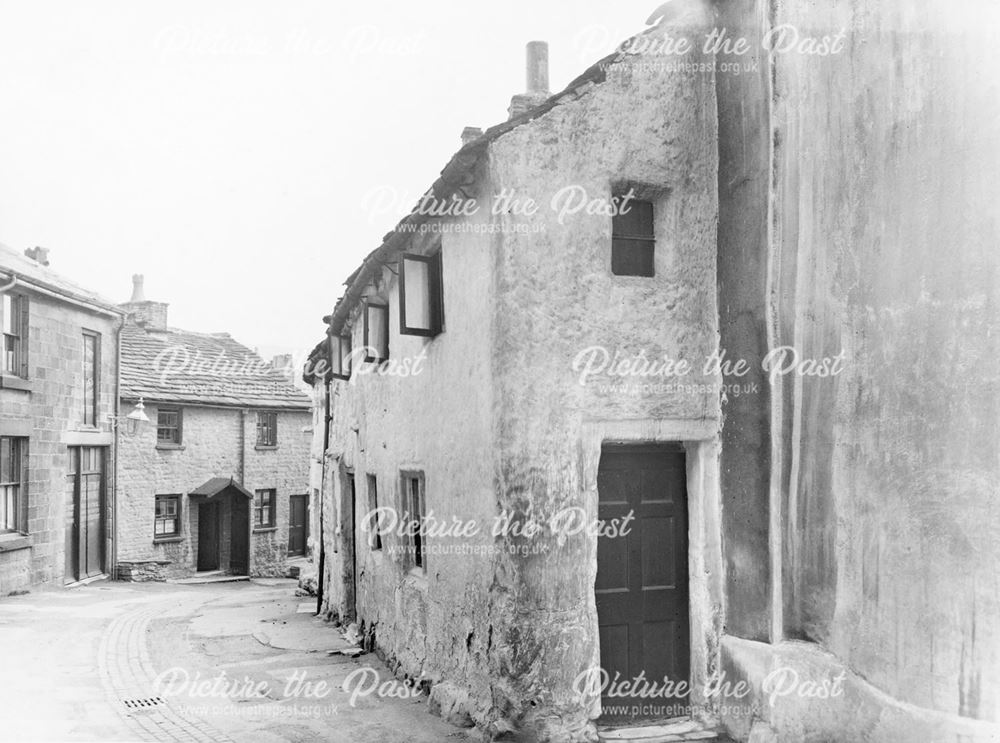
[{"xmin": 581, "ymin": 419, "xmax": 724, "ymax": 717}]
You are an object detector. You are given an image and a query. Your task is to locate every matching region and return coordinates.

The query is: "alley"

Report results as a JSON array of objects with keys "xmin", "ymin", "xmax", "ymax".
[{"xmin": 0, "ymin": 579, "xmax": 466, "ymax": 743}]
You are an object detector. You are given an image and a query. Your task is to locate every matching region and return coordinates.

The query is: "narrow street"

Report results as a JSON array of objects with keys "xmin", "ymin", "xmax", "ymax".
[{"xmin": 0, "ymin": 579, "xmax": 466, "ymax": 743}]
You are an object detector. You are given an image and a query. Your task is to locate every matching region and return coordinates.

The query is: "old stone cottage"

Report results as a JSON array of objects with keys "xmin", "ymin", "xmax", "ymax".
[
  {"xmin": 116, "ymin": 276, "xmax": 311, "ymax": 580},
  {"xmin": 0, "ymin": 244, "xmax": 122, "ymax": 593},
  {"xmin": 305, "ymin": 3, "xmax": 998, "ymax": 742}
]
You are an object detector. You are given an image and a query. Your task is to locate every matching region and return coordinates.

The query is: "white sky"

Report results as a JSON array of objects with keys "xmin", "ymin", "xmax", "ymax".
[{"xmin": 0, "ymin": 0, "xmax": 655, "ymax": 363}]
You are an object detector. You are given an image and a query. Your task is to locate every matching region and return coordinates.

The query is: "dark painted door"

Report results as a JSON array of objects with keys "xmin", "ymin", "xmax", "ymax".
[
  {"xmin": 197, "ymin": 502, "xmax": 220, "ymax": 571},
  {"xmin": 65, "ymin": 446, "xmax": 105, "ymax": 583},
  {"xmin": 596, "ymin": 445, "xmax": 689, "ymax": 722},
  {"xmin": 230, "ymin": 496, "xmax": 249, "ymax": 575},
  {"xmin": 287, "ymin": 494, "xmax": 308, "ymax": 556},
  {"xmin": 345, "ymin": 473, "xmax": 356, "ymax": 621}
]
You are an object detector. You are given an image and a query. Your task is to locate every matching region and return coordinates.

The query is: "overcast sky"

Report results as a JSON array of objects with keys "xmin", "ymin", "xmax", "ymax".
[{"xmin": 0, "ymin": 0, "xmax": 655, "ymax": 363}]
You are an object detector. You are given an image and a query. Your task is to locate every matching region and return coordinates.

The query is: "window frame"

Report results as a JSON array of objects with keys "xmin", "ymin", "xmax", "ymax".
[
  {"xmin": 0, "ymin": 436, "xmax": 27, "ymax": 534},
  {"xmin": 254, "ymin": 488, "xmax": 277, "ymax": 529},
  {"xmin": 82, "ymin": 330, "xmax": 101, "ymax": 427},
  {"xmin": 153, "ymin": 494, "xmax": 181, "ymax": 539},
  {"xmin": 366, "ymin": 474, "xmax": 382, "ymax": 551},
  {"xmin": 329, "ymin": 332, "xmax": 352, "ymax": 381},
  {"xmin": 398, "ymin": 251, "xmax": 444, "ymax": 337},
  {"xmin": 399, "ymin": 470, "xmax": 426, "ymax": 572},
  {"xmin": 156, "ymin": 406, "xmax": 183, "ymax": 446},
  {"xmin": 256, "ymin": 411, "xmax": 278, "ymax": 448},
  {"xmin": 363, "ymin": 301, "xmax": 390, "ymax": 363},
  {"xmin": 611, "ymin": 196, "xmax": 656, "ymax": 277},
  {"xmin": 1, "ymin": 293, "xmax": 28, "ymax": 379}
]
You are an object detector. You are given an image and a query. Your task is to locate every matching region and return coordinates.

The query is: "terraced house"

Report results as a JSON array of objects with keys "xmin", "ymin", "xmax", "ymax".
[
  {"xmin": 115, "ymin": 275, "xmax": 311, "ymax": 581},
  {"xmin": 0, "ymin": 244, "xmax": 123, "ymax": 593}
]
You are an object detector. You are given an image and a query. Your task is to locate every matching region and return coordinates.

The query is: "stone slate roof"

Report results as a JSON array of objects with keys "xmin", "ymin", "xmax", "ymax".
[
  {"xmin": 189, "ymin": 477, "xmax": 254, "ymax": 499},
  {"xmin": 0, "ymin": 242, "xmax": 122, "ymax": 314},
  {"xmin": 122, "ymin": 322, "xmax": 311, "ymax": 410}
]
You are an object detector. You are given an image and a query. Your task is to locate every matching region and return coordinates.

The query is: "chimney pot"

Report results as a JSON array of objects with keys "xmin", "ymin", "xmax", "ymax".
[
  {"xmin": 130, "ymin": 274, "xmax": 146, "ymax": 303},
  {"xmin": 24, "ymin": 247, "xmax": 50, "ymax": 266},
  {"xmin": 526, "ymin": 41, "xmax": 549, "ymax": 95}
]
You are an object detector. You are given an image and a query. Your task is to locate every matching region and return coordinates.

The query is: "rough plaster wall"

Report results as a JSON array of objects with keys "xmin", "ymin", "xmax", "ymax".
[
  {"xmin": 767, "ymin": 0, "xmax": 1000, "ymax": 724},
  {"xmin": 117, "ymin": 405, "xmax": 310, "ymax": 577},
  {"xmin": 0, "ymin": 296, "xmax": 117, "ymax": 593},
  {"xmin": 487, "ymin": 48, "xmax": 719, "ymax": 739},
  {"xmin": 323, "ymin": 191, "xmax": 498, "ymax": 716}
]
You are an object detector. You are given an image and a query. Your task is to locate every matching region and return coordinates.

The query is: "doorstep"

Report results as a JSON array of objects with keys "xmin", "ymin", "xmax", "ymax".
[
  {"xmin": 167, "ymin": 572, "xmax": 251, "ymax": 585},
  {"xmin": 597, "ymin": 717, "xmax": 727, "ymax": 743},
  {"xmin": 64, "ymin": 573, "xmax": 108, "ymax": 588}
]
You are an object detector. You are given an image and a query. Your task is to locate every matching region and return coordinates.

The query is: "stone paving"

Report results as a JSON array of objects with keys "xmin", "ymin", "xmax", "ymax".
[{"xmin": 0, "ymin": 579, "xmax": 466, "ymax": 743}]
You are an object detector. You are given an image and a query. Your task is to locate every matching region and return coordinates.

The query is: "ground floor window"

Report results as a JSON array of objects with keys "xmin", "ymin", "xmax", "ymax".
[
  {"xmin": 154, "ymin": 494, "xmax": 180, "ymax": 538},
  {"xmin": 366, "ymin": 474, "xmax": 382, "ymax": 551},
  {"xmin": 0, "ymin": 436, "xmax": 27, "ymax": 533},
  {"xmin": 254, "ymin": 489, "xmax": 276, "ymax": 529},
  {"xmin": 400, "ymin": 471, "xmax": 426, "ymax": 571}
]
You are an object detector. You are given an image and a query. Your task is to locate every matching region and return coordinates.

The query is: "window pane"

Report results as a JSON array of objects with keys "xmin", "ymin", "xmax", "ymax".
[
  {"xmin": 403, "ymin": 257, "xmax": 432, "ymax": 331},
  {"xmin": 1, "ymin": 295, "xmax": 12, "ymax": 334},
  {"xmin": 366, "ymin": 304, "xmax": 388, "ymax": 361},
  {"xmin": 612, "ymin": 199, "xmax": 654, "ymax": 238},
  {"xmin": 611, "ymin": 238, "xmax": 655, "ymax": 277}
]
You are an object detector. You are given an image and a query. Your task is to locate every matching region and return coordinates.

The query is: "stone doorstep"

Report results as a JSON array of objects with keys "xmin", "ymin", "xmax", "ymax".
[
  {"xmin": 166, "ymin": 575, "xmax": 250, "ymax": 585},
  {"xmin": 64, "ymin": 573, "xmax": 108, "ymax": 589},
  {"xmin": 598, "ymin": 718, "xmax": 721, "ymax": 743}
]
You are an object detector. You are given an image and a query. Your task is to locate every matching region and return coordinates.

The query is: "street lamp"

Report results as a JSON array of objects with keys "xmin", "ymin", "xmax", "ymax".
[{"xmin": 108, "ymin": 397, "xmax": 150, "ymax": 437}]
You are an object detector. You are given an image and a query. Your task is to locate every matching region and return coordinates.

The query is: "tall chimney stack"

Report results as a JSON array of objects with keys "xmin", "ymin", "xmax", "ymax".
[{"xmin": 508, "ymin": 41, "xmax": 550, "ymax": 120}]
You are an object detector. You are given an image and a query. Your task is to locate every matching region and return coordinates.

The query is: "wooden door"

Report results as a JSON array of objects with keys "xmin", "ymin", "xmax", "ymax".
[
  {"xmin": 230, "ymin": 496, "xmax": 249, "ymax": 575},
  {"xmin": 65, "ymin": 446, "xmax": 105, "ymax": 582},
  {"xmin": 287, "ymin": 494, "xmax": 308, "ymax": 556},
  {"xmin": 197, "ymin": 502, "xmax": 220, "ymax": 571},
  {"xmin": 345, "ymin": 473, "xmax": 356, "ymax": 621},
  {"xmin": 596, "ymin": 445, "xmax": 689, "ymax": 722}
]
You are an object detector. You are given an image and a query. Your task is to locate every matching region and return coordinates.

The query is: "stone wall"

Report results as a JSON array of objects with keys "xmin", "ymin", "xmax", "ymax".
[
  {"xmin": 0, "ymin": 286, "xmax": 118, "ymax": 594},
  {"xmin": 117, "ymin": 403, "xmax": 310, "ymax": 578}
]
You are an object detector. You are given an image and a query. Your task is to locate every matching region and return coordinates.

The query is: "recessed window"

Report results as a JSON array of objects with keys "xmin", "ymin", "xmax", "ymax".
[
  {"xmin": 1, "ymin": 294, "xmax": 27, "ymax": 378},
  {"xmin": 82, "ymin": 332, "xmax": 100, "ymax": 427},
  {"xmin": 156, "ymin": 407, "xmax": 182, "ymax": 445},
  {"xmin": 154, "ymin": 494, "xmax": 180, "ymax": 538},
  {"xmin": 399, "ymin": 252, "xmax": 444, "ymax": 337},
  {"xmin": 254, "ymin": 489, "xmax": 276, "ymax": 529},
  {"xmin": 364, "ymin": 301, "xmax": 389, "ymax": 363},
  {"xmin": 256, "ymin": 411, "xmax": 277, "ymax": 447},
  {"xmin": 0, "ymin": 437, "xmax": 26, "ymax": 533},
  {"xmin": 611, "ymin": 198, "xmax": 655, "ymax": 277},
  {"xmin": 401, "ymin": 471, "xmax": 426, "ymax": 571},
  {"xmin": 366, "ymin": 474, "xmax": 382, "ymax": 551},
  {"xmin": 330, "ymin": 333, "xmax": 352, "ymax": 381}
]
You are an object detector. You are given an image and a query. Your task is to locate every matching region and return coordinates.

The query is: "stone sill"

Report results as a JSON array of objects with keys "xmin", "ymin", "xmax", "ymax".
[
  {"xmin": 253, "ymin": 526, "xmax": 278, "ymax": 533},
  {"xmin": 254, "ymin": 445, "xmax": 279, "ymax": 451},
  {"xmin": 0, "ymin": 533, "xmax": 32, "ymax": 552},
  {"xmin": 155, "ymin": 444, "xmax": 185, "ymax": 451},
  {"xmin": 0, "ymin": 374, "xmax": 31, "ymax": 392},
  {"xmin": 153, "ymin": 536, "xmax": 184, "ymax": 544}
]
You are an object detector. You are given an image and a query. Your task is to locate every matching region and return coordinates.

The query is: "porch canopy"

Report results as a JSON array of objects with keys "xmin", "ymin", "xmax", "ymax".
[{"xmin": 188, "ymin": 477, "xmax": 254, "ymax": 500}]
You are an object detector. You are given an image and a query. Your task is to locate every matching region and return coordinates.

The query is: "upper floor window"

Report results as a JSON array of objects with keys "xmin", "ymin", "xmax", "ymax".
[
  {"xmin": 0, "ymin": 436, "xmax": 26, "ymax": 533},
  {"xmin": 154, "ymin": 494, "xmax": 180, "ymax": 538},
  {"xmin": 399, "ymin": 252, "xmax": 444, "ymax": 337},
  {"xmin": 254, "ymin": 488, "xmax": 276, "ymax": 529},
  {"xmin": 156, "ymin": 407, "xmax": 182, "ymax": 446},
  {"xmin": 611, "ymin": 197, "xmax": 655, "ymax": 277},
  {"xmin": 256, "ymin": 411, "xmax": 277, "ymax": 447},
  {"xmin": 363, "ymin": 301, "xmax": 389, "ymax": 363},
  {"xmin": 366, "ymin": 474, "xmax": 382, "ymax": 551},
  {"xmin": 330, "ymin": 333, "xmax": 352, "ymax": 381},
  {"xmin": 1, "ymin": 293, "xmax": 28, "ymax": 378},
  {"xmin": 82, "ymin": 332, "xmax": 100, "ymax": 427}
]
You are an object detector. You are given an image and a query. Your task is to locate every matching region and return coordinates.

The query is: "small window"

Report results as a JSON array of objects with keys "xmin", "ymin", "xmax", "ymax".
[
  {"xmin": 82, "ymin": 332, "xmax": 100, "ymax": 427},
  {"xmin": 1, "ymin": 294, "xmax": 28, "ymax": 378},
  {"xmin": 363, "ymin": 301, "xmax": 389, "ymax": 363},
  {"xmin": 366, "ymin": 474, "xmax": 382, "ymax": 551},
  {"xmin": 0, "ymin": 437, "xmax": 27, "ymax": 533},
  {"xmin": 156, "ymin": 407, "xmax": 182, "ymax": 445},
  {"xmin": 401, "ymin": 472, "xmax": 426, "ymax": 571},
  {"xmin": 254, "ymin": 489, "xmax": 276, "ymax": 528},
  {"xmin": 399, "ymin": 252, "xmax": 444, "ymax": 337},
  {"xmin": 154, "ymin": 494, "xmax": 180, "ymax": 538},
  {"xmin": 611, "ymin": 198, "xmax": 655, "ymax": 277},
  {"xmin": 256, "ymin": 412, "xmax": 277, "ymax": 447},
  {"xmin": 330, "ymin": 333, "xmax": 352, "ymax": 381}
]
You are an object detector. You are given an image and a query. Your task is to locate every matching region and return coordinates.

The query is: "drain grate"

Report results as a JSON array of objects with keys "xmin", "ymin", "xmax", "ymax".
[{"xmin": 122, "ymin": 697, "xmax": 165, "ymax": 710}]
